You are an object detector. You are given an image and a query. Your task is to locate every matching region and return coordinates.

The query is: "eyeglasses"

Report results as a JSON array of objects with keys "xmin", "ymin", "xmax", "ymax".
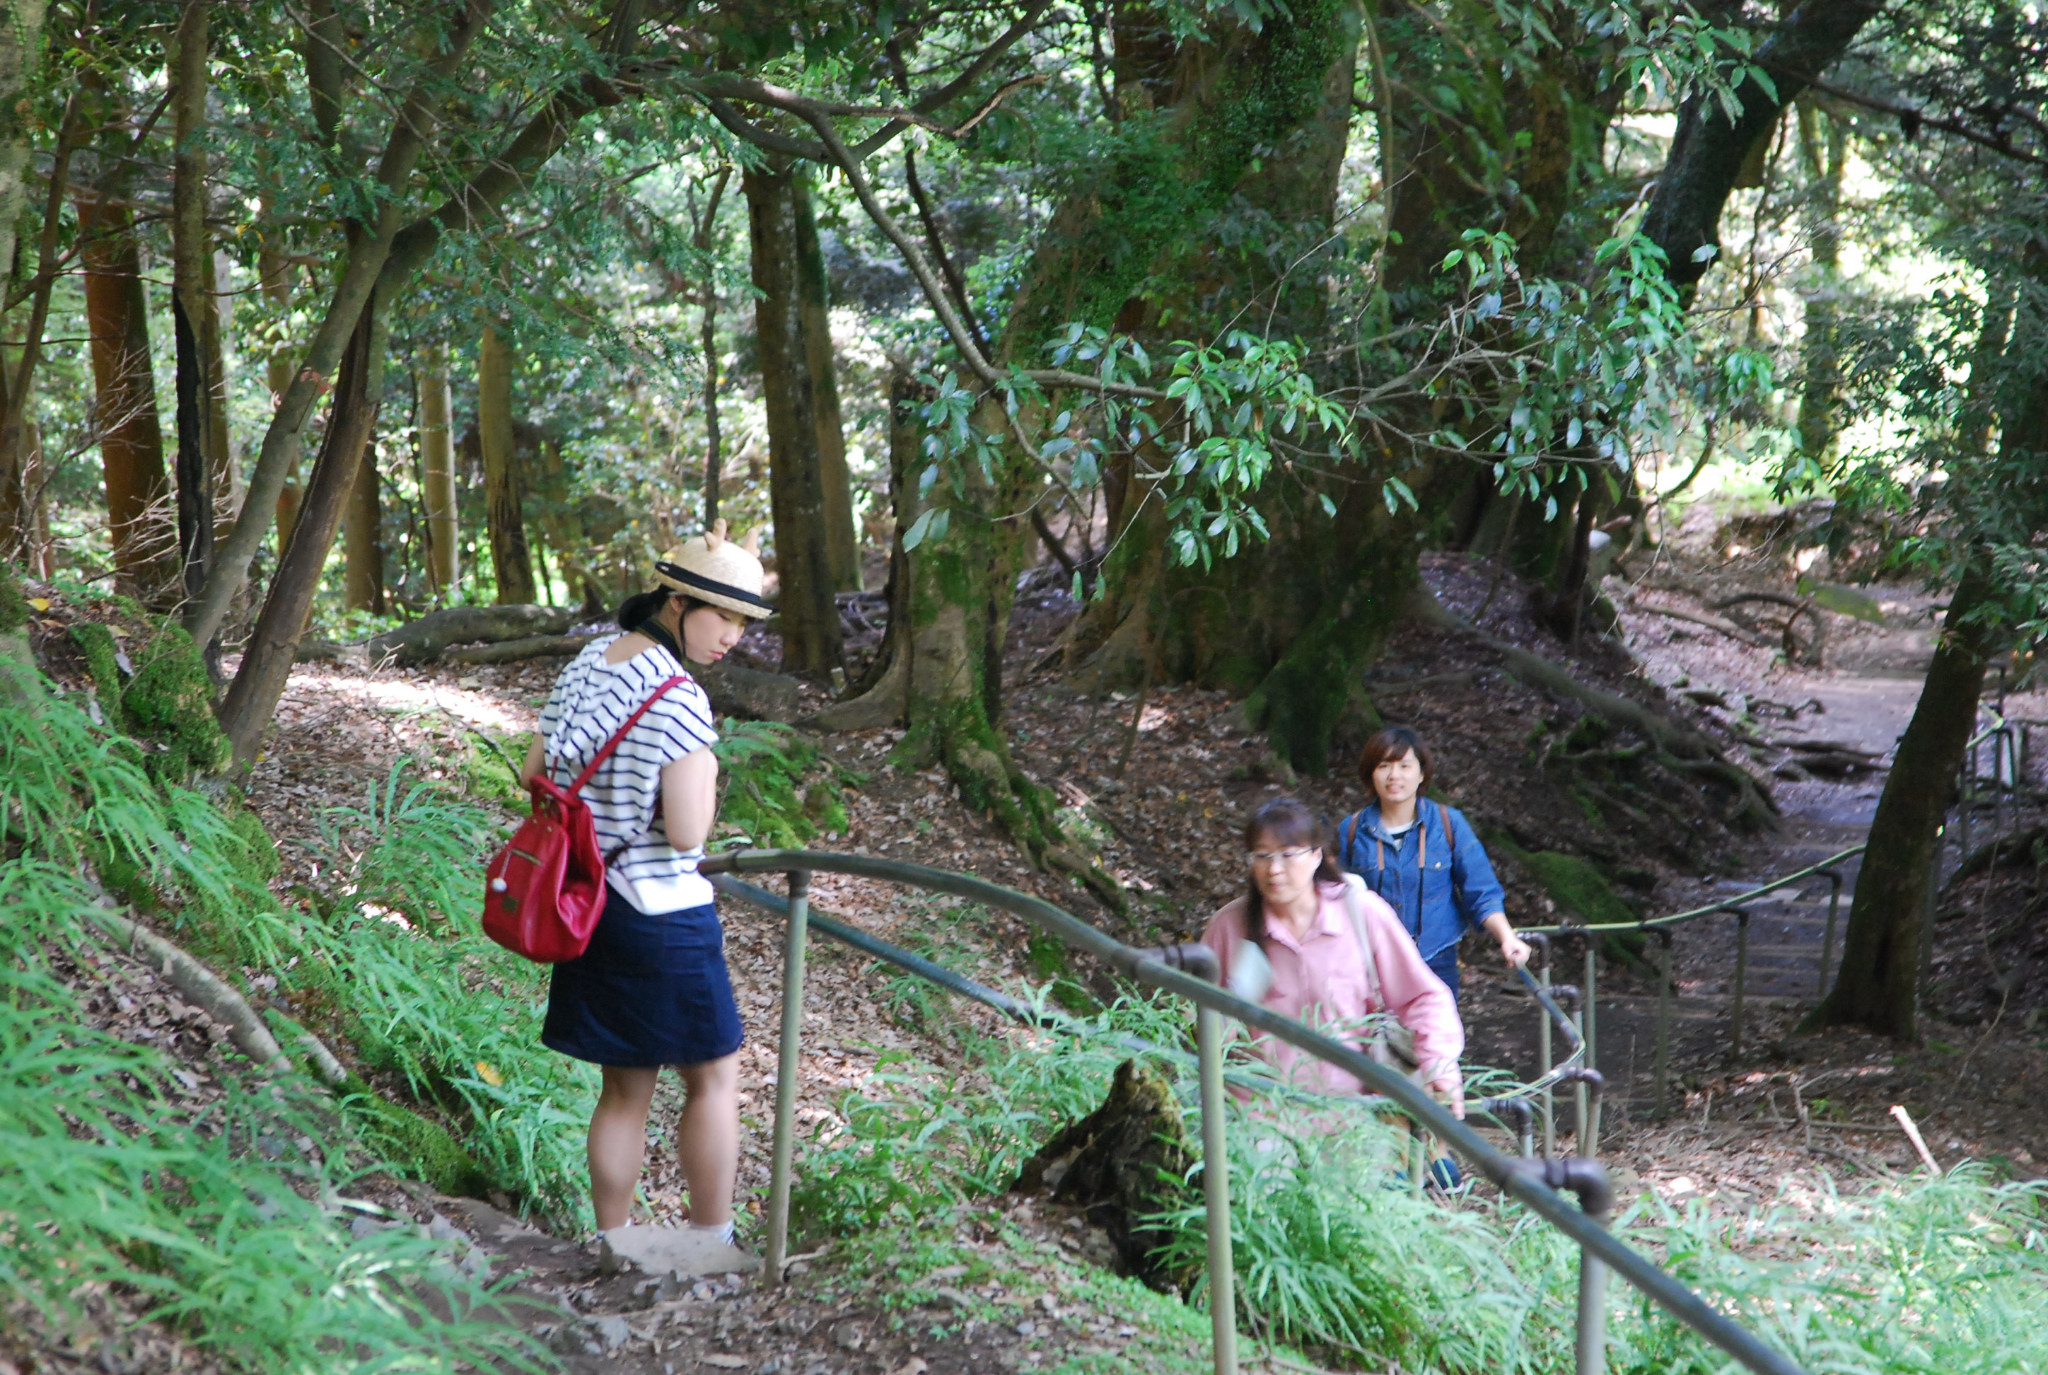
[{"xmin": 1247, "ymin": 846, "xmax": 1317, "ymax": 867}]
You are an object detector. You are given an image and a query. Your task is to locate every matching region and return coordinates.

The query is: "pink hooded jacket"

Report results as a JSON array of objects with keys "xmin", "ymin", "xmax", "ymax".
[{"xmin": 1200, "ymin": 878, "xmax": 1464, "ymax": 1096}]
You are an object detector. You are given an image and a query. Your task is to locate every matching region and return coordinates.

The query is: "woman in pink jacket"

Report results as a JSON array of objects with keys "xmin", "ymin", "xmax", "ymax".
[{"xmin": 1201, "ymin": 798, "xmax": 1467, "ymax": 1178}]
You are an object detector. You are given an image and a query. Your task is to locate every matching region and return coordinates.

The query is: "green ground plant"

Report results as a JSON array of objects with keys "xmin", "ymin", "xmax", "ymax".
[
  {"xmin": 714, "ymin": 720, "xmax": 851, "ymax": 847},
  {"xmin": 0, "ymin": 691, "xmax": 548, "ymax": 1369}
]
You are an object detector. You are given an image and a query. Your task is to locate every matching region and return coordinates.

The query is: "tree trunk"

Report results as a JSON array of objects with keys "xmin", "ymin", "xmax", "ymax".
[
  {"xmin": 1807, "ymin": 570, "xmax": 1995, "ymax": 1039},
  {"xmin": 0, "ymin": 68, "xmax": 72, "ymax": 564},
  {"xmin": 793, "ymin": 165, "xmax": 861, "ymax": 590},
  {"xmin": 169, "ymin": 0, "xmax": 218, "ymax": 604},
  {"xmin": 78, "ymin": 169, "xmax": 177, "ymax": 605},
  {"xmin": 0, "ymin": 0, "xmax": 47, "ymax": 559},
  {"xmin": 204, "ymin": 249, "xmax": 236, "ymax": 516},
  {"xmin": 181, "ymin": 0, "xmax": 504, "ymax": 649},
  {"xmin": 343, "ymin": 430, "xmax": 384, "ymax": 612},
  {"xmin": 417, "ymin": 343, "xmax": 458, "ymax": 598},
  {"xmin": 1642, "ymin": 0, "xmax": 1880, "ymax": 291},
  {"xmin": 218, "ymin": 291, "xmax": 387, "ymax": 761},
  {"xmin": 1795, "ymin": 104, "xmax": 1846, "ymax": 463},
  {"xmin": 258, "ymin": 234, "xmax": 304, "ymax": 557},
  {"xmin": 1057, "ymin": 2, "xmax": 1386, "ymax": 773},
  {"xmin": 0, "ymin": 0, "xmax": 45, "ymax": 284},
  {"xmin": 813, "ymin": 366, "xmax": 1117, "ymax": 905},
  {"xmin": 536, "ymin": 437, "xmax": 605, "ymax": 614},
  {"xmin": 478, "ymin": 321, "xmax": 536, "ymax": 605},
  {"xmin": 745, "ymin": 162, "xmax": 843, "ymax": 674}
]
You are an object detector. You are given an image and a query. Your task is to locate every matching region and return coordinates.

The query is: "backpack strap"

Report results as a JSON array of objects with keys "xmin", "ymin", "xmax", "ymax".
[{"xmin": 566, "ymin": 675, "xmax": 688, "ymax": 799}]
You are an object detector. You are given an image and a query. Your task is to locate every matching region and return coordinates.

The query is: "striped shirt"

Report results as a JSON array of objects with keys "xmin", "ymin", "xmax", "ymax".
[{"xmin": 536, "ymin": 634, "xmax": 719, "ymax": 914}]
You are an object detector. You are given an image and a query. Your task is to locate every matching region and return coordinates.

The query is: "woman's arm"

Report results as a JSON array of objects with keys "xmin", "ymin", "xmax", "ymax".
[
  {"xmin": 1446, "ymin": 808, "xmax": 1527, "ymax": 966},
  {"xmin": 660, "ymin": 746, "xmax": 720, "ymax": 852},
  {"xmin": 1359, "ymin": 896, "xmax": 1466, "ymax": 1113},
  {"xmin": 520, "ymin": 736, "xmax": 545, "ymax": 786}
]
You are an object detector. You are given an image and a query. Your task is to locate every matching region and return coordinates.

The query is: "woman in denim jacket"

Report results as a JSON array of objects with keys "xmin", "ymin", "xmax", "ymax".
[{"xmin": 1337, "ymin": 726, "xmax": 1530, "ymax": 1003}]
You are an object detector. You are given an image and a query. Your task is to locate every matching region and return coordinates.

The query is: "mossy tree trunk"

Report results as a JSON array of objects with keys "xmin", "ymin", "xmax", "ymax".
[
  {"xmin": 793, "ymin": 165, "xmax": 862, "ymax": 591},
  {"xmin": 1063, "ymin": 2, "xmax": 1407, "ymax": 773},
  {"xmin": 478, "ymin": 321, "xmax": 536, "ymax": 605},
  {"xmin": 815, "ymin": 369, "xmax": 1116, "ymax": 902},
  {"xmin": 418, "ymin": 344, "xmax": 459, "ymax": 600},
  {"xmin": 812, "ymin": 7, "xmax": 1366, "ymax": 897},
  {"xmin": 746, "ymin": 161, "xmax": 845, "ymax": 674}
]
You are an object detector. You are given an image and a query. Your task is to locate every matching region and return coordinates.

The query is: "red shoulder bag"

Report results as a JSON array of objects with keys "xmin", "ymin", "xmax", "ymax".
[{"xmin": 482, "ymin": 676, "xmax": 685, "ymax": 963}]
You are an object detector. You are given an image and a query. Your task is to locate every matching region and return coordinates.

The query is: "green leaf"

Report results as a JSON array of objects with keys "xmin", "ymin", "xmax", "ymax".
[{"xmin": 901, "ymin": 507, "xmax": 941, "ymax": 551}]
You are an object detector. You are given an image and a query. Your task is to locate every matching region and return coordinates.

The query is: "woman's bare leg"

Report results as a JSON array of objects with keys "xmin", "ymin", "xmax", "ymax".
[
  {"xmin": 675, "ymin": 1052, "xmax": 740, "ymax": 1229},
  {"xmin": 589, "ymin": 1065, "xmax": 662, "ymax": 1231}
]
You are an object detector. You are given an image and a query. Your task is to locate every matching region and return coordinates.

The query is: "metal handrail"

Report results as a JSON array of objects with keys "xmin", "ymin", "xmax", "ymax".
[
  {"xmin": 1508, "ymin": 844, "xmax": 1865, "ymax": 1116},
  {"xmin": 699, "ymin": 848, "xmax": 1808, "ymax": 1375},
  {"xmin": 709, "ymin": 872, "xmax": 1585, "ymax": 1128},
  {"xmin": 1516, "ymin": 845, "xmax": 1866, "ymax": 937}
]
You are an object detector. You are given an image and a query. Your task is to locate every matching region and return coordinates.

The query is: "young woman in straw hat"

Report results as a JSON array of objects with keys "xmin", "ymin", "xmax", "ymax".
[{"xmin": 519, "ymin": 521, "xmax": 770, "ymax": 1245}]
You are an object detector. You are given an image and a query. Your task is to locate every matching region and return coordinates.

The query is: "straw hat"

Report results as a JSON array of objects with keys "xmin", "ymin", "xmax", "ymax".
[{"xmin": 654, "ymin": 520, "xmax": 773, "ymax": 619}]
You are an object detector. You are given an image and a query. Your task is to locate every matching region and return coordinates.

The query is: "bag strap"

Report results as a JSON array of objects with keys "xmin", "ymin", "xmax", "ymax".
[
  {"xmin": 566, "ymin": 675, "xmax": 688, "ymax": 799},
  {"xmin": 1340, "ymin": 875, "xmax": 1386, "ymax": 1012}
]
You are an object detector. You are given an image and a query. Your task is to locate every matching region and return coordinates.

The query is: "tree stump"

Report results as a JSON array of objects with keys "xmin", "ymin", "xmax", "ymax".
[{"xmin": 1012, "ymin": 1059, "xmax": 1197, "ymax": 1292}]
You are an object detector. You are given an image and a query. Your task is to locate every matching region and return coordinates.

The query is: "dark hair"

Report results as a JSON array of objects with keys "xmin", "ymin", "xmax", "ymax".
[
  {"xmin": 1242, "ymin": 797, "xmax": 1344, "ymax": 948},
  {"xmin": 1357, "ymin": 725, "xmax": 1435, "ymax": 796},
  {"xmin": 615, "ymin": 589, "xmax": 710, "ymax": 632}
]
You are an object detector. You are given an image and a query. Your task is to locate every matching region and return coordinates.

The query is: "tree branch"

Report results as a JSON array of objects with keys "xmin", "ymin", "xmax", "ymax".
[
  {"xmin": 1799, "ymin": 74, "xmax": 2048, "ymax": 171},
  {"xmin": 1642, "ymin": 0, "xmax": 1882, "ymax": 289}
]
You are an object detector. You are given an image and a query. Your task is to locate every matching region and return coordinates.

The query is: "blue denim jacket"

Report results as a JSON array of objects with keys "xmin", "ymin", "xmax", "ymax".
[{"xmin": 1337, "ymin": 801, "xmax": 1507, "ymax": 961}]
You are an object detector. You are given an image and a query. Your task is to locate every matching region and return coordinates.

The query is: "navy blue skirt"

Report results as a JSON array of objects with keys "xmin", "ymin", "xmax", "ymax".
[{"xmin": 542, "ymin": 885, "xmax": 744, "ymax": 1068}]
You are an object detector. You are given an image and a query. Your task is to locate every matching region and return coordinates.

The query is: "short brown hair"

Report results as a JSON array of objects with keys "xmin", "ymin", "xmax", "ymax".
[{"xmin": 1357, "ymin": 726, "xmax": 1435, "ymax": 793}]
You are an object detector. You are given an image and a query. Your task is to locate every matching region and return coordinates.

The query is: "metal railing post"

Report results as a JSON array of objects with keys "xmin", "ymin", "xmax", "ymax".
[
  {"xmin": 1653, "ymin": 929, "xmax": 1673, "ymax": 1120},
  {"xmin": 1817, "ymin": 871, "xmax": 1842, "ymax": 998},
  {"xmin": 1572, "ymin": 1003, "xmax": 1588, "ymax": 1153},
  {"xmin": 764, "ymin": 869, "xmax": 813, "ymax": 1285},
  {"xmin": 1576, "ymin": 1176, "xmax": 1612, "ymax": 1375},
  {"xmin": 1582, "ymin": 935, "xmax": 1599, "ymax": 1081},
  {"xmin": 1196, "ymin": 1002, "xmax": 1240, "ymax": 1375},
  {"xmin": 1731, "ymin": 909, "xmax": 1750, "ymax": 1060},
  {"xmin": 1579, "ymin": 934, "xmax": 1596, "ymax": 1149},
  {"xmin": 1507, "ymin": 1157, "xmax": 1612, "ymax": 1375},
  {"xmin": 1531, "ymin": 934, "xmax": 1555, "ymax": 1158}
]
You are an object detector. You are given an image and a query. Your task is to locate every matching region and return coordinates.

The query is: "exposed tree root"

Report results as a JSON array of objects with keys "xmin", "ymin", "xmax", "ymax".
[
  {"xmin": 87, "ymin": 905, "xmax": 297, "ymax": 1074},
  {"xmin": 802, "ymin": 648, "xmax": 906, "ymax": 731},
  {"xmin": 1405, "ymin": 586, "xmax": 1778, "ymax": 830},
  {"xmin": 86, "ymin": 904, "xmax": 492, "ymax": 1194}
]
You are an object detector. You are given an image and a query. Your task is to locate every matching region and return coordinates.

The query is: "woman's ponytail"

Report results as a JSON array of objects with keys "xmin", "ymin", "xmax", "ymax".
[{"xmin": 616, "ymin": 588, "xmax": 669, "ymax": 631}]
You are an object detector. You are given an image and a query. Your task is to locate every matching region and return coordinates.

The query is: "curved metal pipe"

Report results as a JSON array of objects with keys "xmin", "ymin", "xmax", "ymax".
[{"xmin": 701, "ymin": 848, "xmax": 1806, "ymax": 1375}]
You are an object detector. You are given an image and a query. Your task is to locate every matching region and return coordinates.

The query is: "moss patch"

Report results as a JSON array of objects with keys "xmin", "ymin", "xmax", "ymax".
[
  {"xmin": 124, "ymin": 624, "xmax": 229, "ymax": 784},
  {"xmin": 0, "ymin": 560, "xmax": 26, "ymax": 634},
  {"xmin": 1491, "ymin": 834, "xmax": 1651, "ymax": 969},
  {"xmin": 69, "ymin": 622, "xmax": 129, "ymax": 731},
  {"xmin": 341, "ymin": 1074, "xmax": 494, "ymax": 1198}
]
